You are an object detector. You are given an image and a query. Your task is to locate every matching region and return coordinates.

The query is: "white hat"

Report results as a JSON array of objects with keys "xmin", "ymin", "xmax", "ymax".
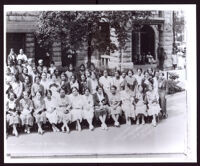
[{"xmin": 38, "ymin": 59, "xmax": 43, "ymax": 63}]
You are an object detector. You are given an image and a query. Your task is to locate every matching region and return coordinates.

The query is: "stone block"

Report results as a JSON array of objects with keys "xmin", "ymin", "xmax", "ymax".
[{"xmin": 52, "ymin": 46, "xmax": 61, "ymax": 52}]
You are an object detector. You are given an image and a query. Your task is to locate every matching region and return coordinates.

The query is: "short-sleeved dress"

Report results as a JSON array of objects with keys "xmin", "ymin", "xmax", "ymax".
[
  {"xmin": 82, "ymin": 94, "xmax": 94, "ymax": 120},
  {"xmin": 56, "ymin": 95, "xmax": 72, "ymax": 123},
  {"xmin": 44, "ymin": 97, "xmax": 59, "ymax": 124},
  {"xmin": 32, "ymin": 98, "xmax": 46, "ymax": 123},
  {"xmin": 19, "ymin": 98, "xmax": 34, "ymax": 126},
  {"xmin": 125, "ymin": 76, "xmax": 137, "ymax": 91},
  {"xmin": 93, "ymin": 92, "xmax": 109, "ymax": 118},
  {"xmin": 146, "ymin": 90, "xmax": 161, "ymax": 116},
  {"xmin": 108, "ymin": 92, "xmax": 122, "ymax": 115},
  {"xmin": 69, "ymin": 94, "xmax": 83, "ymax": 122},
  {"xmin": 120, "ymin": 90, "xmax": 136, "ymax": 118},
  {"xmin": 6, "ymin": 99, "xmax": 20, "ymax": 126},
  {"xmin": 134, "ymin": 91, "xmax": 147, "ymax": 116}
]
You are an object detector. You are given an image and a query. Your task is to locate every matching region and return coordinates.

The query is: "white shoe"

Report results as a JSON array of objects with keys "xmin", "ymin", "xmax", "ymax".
[{"xmin": 136, "ymin": 120, "xmax": 139, "ymax": 125}]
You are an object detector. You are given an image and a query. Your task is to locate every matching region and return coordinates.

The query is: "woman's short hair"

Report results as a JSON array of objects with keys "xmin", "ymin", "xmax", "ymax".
[
  {"xmin": 110, "ymin": 85, "xmax": 117, "ymax": 90},
  {"xmin": 34, "ymin": 75, "xmax": 41, "ymax": 82},
  {"xmin": 84, "ymin": 87, "xmax": 90, "ymax": 94},
  {"xmin": 127, "ymin": 69, "xmax": 134, "ymax": 75},
  {"xmin": 8, "ymin": 91, "xmax": 17, "ymax": 99},
  {"xmin": 71, "ymin": 87, "xmax": 79, "ymax": 93},
  {"xmin": 46, "ymin": 89, "xmax": 52, "ymax": 96},
  {"xmin": 96, "ymin": 85, "xmax": 103, "ymax": 92}
]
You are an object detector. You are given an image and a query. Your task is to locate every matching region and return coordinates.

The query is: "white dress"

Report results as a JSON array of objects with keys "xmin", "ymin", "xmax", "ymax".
[
  {"xmin": 134, "ymin": 92, "xmax": 147, "ymax": 116},
  {"xmin": 82, "ymin": 95, "xmax": 94, "ymax": 120},
  {"xmin": 44, "ymin": 97, "xmax": 59, "ymax": 124},
  {"xmin": 120, "ymin": 90, "xmax": 136, "ymax": 118},
  {"xmin": 146, "ymin": 90, "xmax": 161, "ymax": 116},
  {"xmin": 69, "ymin": 94, "xmax": 83, "ymax": 122}
]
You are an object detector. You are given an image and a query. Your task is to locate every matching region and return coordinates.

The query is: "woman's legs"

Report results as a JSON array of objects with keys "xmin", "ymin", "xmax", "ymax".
[
  {"xmin": 141, "ymin": 115, "xmax": 145, "ymax": 125},
  {"xmin": 37, "ymin": 122, "xmax": 44, "ymax": 134},
  {"xmin": 152, "ymin": 114, "xmax": 157, "ymax": 127},
  {"xmin": 76, "ymin": 120, "xmax": 81, "ymax": 131},
  {"xmin": 62, "ymin": 121, "xmax": 70, "ymax": 133},
  {"xmin": 87, "ymin": 118, "xmax": 94, "ymax": 130},
  {"xmin": 136, "ymin": 115, "xmax": 140, "ymax": 125},
  {"xmin": 12, "ymin": 124, "xmax": 18, "ymax": 136}
]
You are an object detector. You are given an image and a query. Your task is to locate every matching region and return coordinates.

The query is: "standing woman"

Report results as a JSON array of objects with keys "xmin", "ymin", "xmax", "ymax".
[
  {"xmin": 69, "ymin": 75, "xmax": 80, "ymax": 92},
  {"xmin": 111, "ymin": 70, "xmax": 123, "ymax": 92},
  {"xmin": 23, "ymin": 75, "xmax": 32, "ymax": 95},
  {"xmin": 120, "ymin": 84, "xmax": 136, "ymax": 125},
  {"xmin": 87, "ymin": 72, "xmax": 99, "ymax": 95},
  {"xmin": 82, "ymin": 88, "xmax": 95, "ymax": 130},
  {"xmin": 125, "ymin": 70, "xmax": 137, "ymax": 92},
  {"xmin": 158, "ymin": 72, "xmax": 168, "ymax": 119},
  {"xmin": 44, "ymin": 90, "xmax": 60, "ymax": 132},
  {"xmin": 69, "ymin": 87, "xmax": 83, "ymax": 131},
  {"xmin": 40, "ymin": 72, "xmax": 50, "ymax": 94},
  {"xmin": 10, "ymin": 74, "xmax": 23, "ymax": 102},
  {"xmin": 134, "ymin": 85, "xmax": 147, "ymax": 125},
  {"xmin": 79, "ymin": 74, "xmax": 88, "ymax": 95},
  {"xmin": 141, "ymin": 71, "xmax": 151, "ymax": 94},
  {"xmin": 60, "ymin": 73, "xmax": 71, "ymax": 95},
  {"xmin": 32, "ymin": 91, "xmax": 46, "ymax": 134},
  {"xmin": 56, "ymin": 88, "xmax": 72, "ymax": 133},
  {"xmin": 146, "ymin": 83, "xmax": 161, "ymax": 127},
  {"xmin": 108, "ymin": 85, "xmax": 122, "ymax": 127},
  {"xmin": 93, "ymin": 86, "xmax": 109, "ymax": 130},
  {"xmin": 31, "ymin": 75, "xmax": 45, "ymax": 98},
  {"xmin": 19, "ymin": 91, "xmax": 34, "ymax": 134},
  {"xmin": 49, "ymin": 73, "xmax": 61, "ymax": 98},
  {"xmin": 6, "ymin": 91, "xmax": 20, "ymax": 136},
  {"xmin": 135, "ymin": 68, "xmax": 144, "ymax": 86}
]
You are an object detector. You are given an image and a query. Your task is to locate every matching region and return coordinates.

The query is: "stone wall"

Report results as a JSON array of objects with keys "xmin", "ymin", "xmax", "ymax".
[{"xmin": 25, "ymin": 33, "xmax": 35, "ymax": 59}]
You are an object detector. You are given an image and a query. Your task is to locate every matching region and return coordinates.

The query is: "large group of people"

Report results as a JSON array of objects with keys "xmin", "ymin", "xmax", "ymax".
[{"xmin": 6, "ymin": 48, "xmax": 170, "ymax": 137}]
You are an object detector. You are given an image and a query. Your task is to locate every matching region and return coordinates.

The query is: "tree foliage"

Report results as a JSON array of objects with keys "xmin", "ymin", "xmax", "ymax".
[{"xmin": 35, "ymin": 11, "xmax": 152, "ymax": 62}]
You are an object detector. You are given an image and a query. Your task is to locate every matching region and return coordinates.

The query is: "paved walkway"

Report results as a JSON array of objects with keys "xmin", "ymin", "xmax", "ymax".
[{"xmin": 6, "ymin": 91, "xmax": 187, "ymax": 158}]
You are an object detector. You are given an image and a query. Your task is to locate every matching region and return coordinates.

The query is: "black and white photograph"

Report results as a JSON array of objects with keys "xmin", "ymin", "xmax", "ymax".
[{"xmin": 3, "ymin": 5, "xmax": 197, "ymax": 163}]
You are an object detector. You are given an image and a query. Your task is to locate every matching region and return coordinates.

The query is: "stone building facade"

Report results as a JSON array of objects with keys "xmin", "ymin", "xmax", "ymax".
[{"xmin": 6, "ymin": 11, "xmax": 174, "ymax": 70}]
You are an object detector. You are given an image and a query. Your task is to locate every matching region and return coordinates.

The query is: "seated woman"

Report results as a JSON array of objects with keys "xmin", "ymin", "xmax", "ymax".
[
  {"xmin": 69, "ymin": 87, "xmax": 83, "ymax": 131},
  {"xmin": 44, "ymin": 90, "xmax": 60, "ymax": 132},
  {"xmin": 19, "ymin": 91, "xmax": 34, "ymax": 134},
  {"xmin": 134, "ymin": 85, "xmax": 147, "ymax": 125},
  {"xmin": 93, "ymin": 86, "xmax": 109, "ymax": 130},
  {"xmin": 32, "ymin": 91, "xmax": 46, "ymax": 134},
  {"xmin": 6, "ymin": 91, "xmax": 20, "ymax": 137},
  {"xmin": 146, "ymin": 83, "xmax": 161, "ymax": 127},
  {"xmin": 120, "ymin": 84, "xmax": 136, "ymax": 125},
  {"xmin": 108, "ymin": 85, "xmax": 122, "ymax": 127},
  {"xmin": 82, "ymin": 88, "xmax": 94, "ymax": 131},
  {"xmin": 56, "ymin": 88, "xmax": 72, "ymax": 133}
]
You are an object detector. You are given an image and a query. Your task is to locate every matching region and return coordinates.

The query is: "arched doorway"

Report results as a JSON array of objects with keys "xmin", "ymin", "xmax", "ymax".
[{"xmin": 140, "ymin": 25, "xmax": 155, "ymax": 59}]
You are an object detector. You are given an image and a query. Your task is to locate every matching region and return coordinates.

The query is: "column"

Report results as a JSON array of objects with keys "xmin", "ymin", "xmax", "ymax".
[{"xmin": 25, "ymin": 33, "xmax": 35, "ymax": 59}]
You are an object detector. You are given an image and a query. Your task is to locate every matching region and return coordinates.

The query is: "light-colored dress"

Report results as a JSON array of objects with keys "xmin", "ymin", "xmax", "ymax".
[
  {"xmin": 146, "ymin": 90, "xmax": 161, "ymax": 116},
  {"xmin": 6, "ymin": 99, "xmax": 20, "ymax": 126},
  {"xmin": 19, "ymin": 98, "xmax": 34, "ymax": 126},
  {"xmin": 69, "ymin": 94, "xmax": 83, "ymax": 122},
  {"xmin": 99, "ymin": 76, "xmax": 112, "ymax": 93},
  {"xmin": 134, "ymin": 91, "xmax": 147, "ymax": 116},
  {"xmin": 120, "ymin": 90, "xmax": 136, "ymax": 118},
  {"xmin": 111, "ymin": 77, "xmax": 123, "ymax": 92},
  {"xmin": 44, "ymin": 97, "xmax": 59, "ymax": 124},
  {"xmin": 135, "ymin": 74, "xmax": 144, "ymax": 86},
  {"xmin": 125, "ymin": 76, "xmax": 137, "ymax": 91},
  {"xmin": 108, "ymin": 92, "xmax": 122, "ymax": 115},
  {"xmin": 31, "ymin": 83, "xmax": 45, "ymax": 97},
  {"xmin": 82, "ymin": 94, "xmax": 94, "ymax": 120},
  {"xmin": 32, "ymin": 98, "xmax": 46, "ymax": 123},
  {"xmin": 49, "ymin": 81, "xmax": 60, "ymax": 99},
  {"xmin": 11, "ymin": 81, "xmax": 23, "ymax": 99},
  {"xmin": 56, "ymin": 95, "xmax": 72, "ymax": 123}
]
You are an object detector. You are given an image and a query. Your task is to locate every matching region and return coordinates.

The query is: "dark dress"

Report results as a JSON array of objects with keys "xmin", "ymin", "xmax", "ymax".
[{"xmin": 93, "ymin": 92, "xmax": 109, "ymax": 119}]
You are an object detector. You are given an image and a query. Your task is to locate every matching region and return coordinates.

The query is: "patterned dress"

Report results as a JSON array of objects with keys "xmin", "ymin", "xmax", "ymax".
[{"xmin": 6, "ymin": 99, "xmax": 20, "ymax": 126}]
